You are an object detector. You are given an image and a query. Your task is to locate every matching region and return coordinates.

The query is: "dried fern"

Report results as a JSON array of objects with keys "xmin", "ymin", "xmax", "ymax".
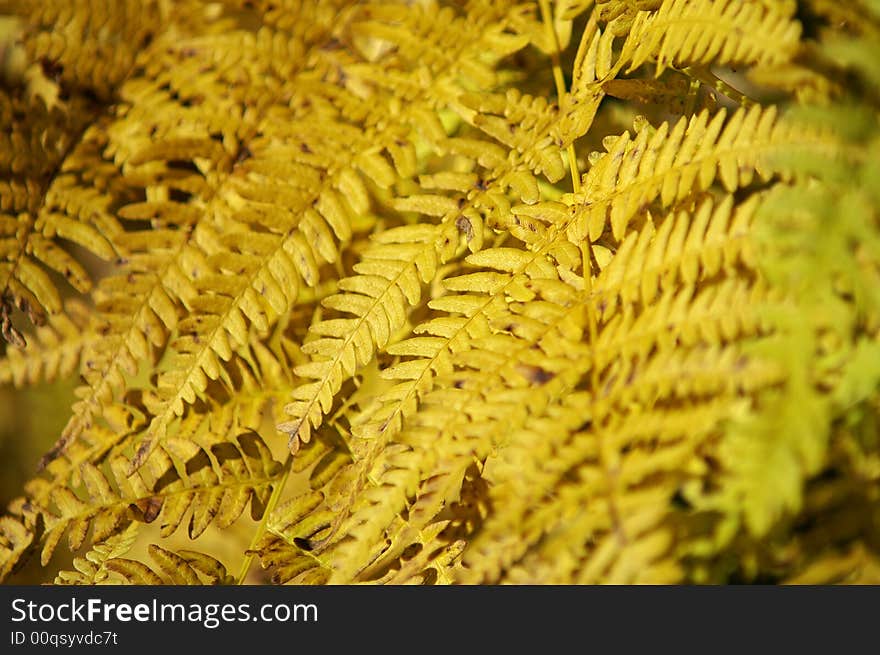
[{"xmin": 1, "ymin": 0, "xmax": 878, "ymax": 586}]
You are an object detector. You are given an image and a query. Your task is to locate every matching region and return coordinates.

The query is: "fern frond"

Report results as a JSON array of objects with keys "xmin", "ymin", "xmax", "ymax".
[
  {"xmin": 255, "ymin": 533, "xmax": 330, "ymax": 585},
  {"xmin": 314, "ymin": 246, "xmax": 594, "ymax": 581},
  {"xmin": 55, "ymin": 4, "xmax": 361, "ymax": 469},
  {"xmin": 12, "ymin": 323, "xmax": 305, "ymax": 570},
  {"xmin": 278, "ymin": 2, "xmax": 548, "ymax": 453},
  {"xmin": 0, "ymin": 515, "xmax": 32, "ymax": 580},
  {"xmin": 589, "ymin": 193, "xmax": 759, "ymax": 317},
  {"xmin": 462, "ymin": 89, "xmax": 567, "ymax": 183},
  {"xmin": 308, "ymin": 173, "xmax": 785, "ymax": 581},
  {"xmin": 698, "ymin": 78, "xmax": 880, "ymax": 543},
  {"xmin": 11, "ymin": 0, "xmax": 164, "ymax": 100},
  {"xmin": 621, "ymin": 0, "xmax": 801, "ymax": 77},
  {"xmin": 2, "ymin": 0, "xmax": 879, "ymax": 588},
  {"xmin": 30, "ymin": 431, "xmax": 282, "ymax": 565},
  {"xmin": 53, "ymin": 523, "xmax": 140, "ymax": 585},
  {"xmin": 281, "ymin": 177, "xmax": 520, "ymax": 457},
  {"xmin": 0, "ymin": 0, "xmax": 177, "ymax": 346},
  {"xmin": 280, "ymin": 224, "xmax": 442, "ymax": 448},
  {"xmin": 55, "ymin": 529, "xmax": 237, "ymax": 586},
  {"xmin": 459, "ymin": 237, "xmax": 785, "ymax": 581},
  {"xmin": 104, "ymin": 544, "xmax": 232, "ymax": 585},
  {"xmin": 0, "ymin": 87, "xmax": 98, "ymax": 343},
  {"xmin": 564, "ymin": 105, "xmax": 825, "ymax": 243},
  {"xmin": 0, "ymin": 299, "xmax": 91, "ymax": 386},
  {"xmin": 503, "ymin": 479, "xmax": 683, "ymax": 583},
  {"xmin": 54, "ymin": 203, "xmax": 198, "ymax": 463}
]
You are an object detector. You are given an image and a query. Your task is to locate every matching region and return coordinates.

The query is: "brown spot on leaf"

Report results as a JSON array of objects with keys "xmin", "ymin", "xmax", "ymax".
[
  {"xmin": 132, "ymin": 496, "xmax": 163, "ymax": 523},
  {"xmin": 40, "ymin": 58, "xmax": 64, "ymax": 81},
  {"xmin": 516, "ymin": 364, "xmax": 555, "ymax": 385},
  {"xmin": 0, "ymin": 303, "xmax": 26, "ymax": 348},
  {"xmin": 234, "ymin": 145, "xmax": 252, "ymax": 165},
  {"xmin": 455, "ymin": 215, "xmax": 474, "ymax": 241}
]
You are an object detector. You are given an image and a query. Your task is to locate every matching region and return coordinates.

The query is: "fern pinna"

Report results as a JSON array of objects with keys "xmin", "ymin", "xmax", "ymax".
[{"xmin": 0, "ymin": 0, "xmax": 878, "ymax": 585}]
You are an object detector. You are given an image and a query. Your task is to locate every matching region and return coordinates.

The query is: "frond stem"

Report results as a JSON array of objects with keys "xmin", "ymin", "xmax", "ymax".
[
  {"xmin": 539, "ymin": 0, "xmax": 597, "ymax": 395},
  {"xmin": 539, "ymin": 0, "xmax": 581, "ymax": 194},
  {"xmin": 235, "ymin": 452, "xmax": 293, "ymax": 585}
]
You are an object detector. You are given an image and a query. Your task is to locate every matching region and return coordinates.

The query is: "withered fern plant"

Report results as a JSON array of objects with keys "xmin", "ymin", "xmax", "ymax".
[{"xmin": 0, "ymin": 0, "xmax": 878, "ymax": 585}]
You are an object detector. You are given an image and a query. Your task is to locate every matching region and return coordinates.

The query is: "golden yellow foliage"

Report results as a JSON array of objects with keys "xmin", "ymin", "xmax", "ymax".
[{"xmin": 0, "ymin": 0, "xmax": 878, "ymax": 585}]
